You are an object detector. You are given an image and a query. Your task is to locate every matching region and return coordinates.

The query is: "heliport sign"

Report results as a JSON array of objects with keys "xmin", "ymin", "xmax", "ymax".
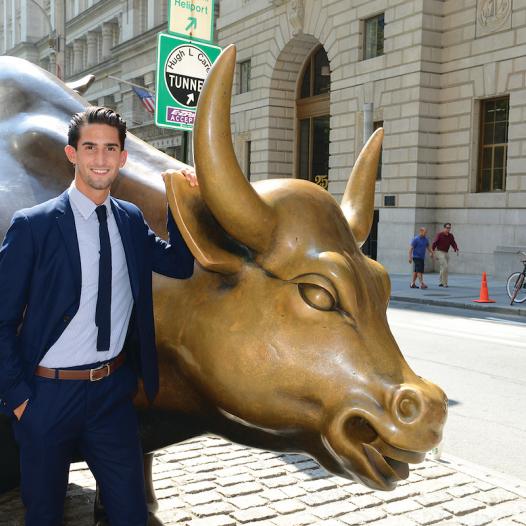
[
  {"xmin": 168, "ymin": 0, "xmax": 215, "ymax": 43},
  {"xmin": 155, "ymin": 33, "xmax": 221, "ymax": 131}
]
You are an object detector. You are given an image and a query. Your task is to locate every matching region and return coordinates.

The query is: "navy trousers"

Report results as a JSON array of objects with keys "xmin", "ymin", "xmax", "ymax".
[{"xmin": 12, "ymin": 360, "xmax": 148, "ymax": 526}]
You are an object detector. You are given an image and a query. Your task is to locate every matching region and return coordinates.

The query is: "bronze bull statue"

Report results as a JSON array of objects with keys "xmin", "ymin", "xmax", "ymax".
[{"xmin": 0, "ymin": 44, "xmax": 447, "ymax": 510}]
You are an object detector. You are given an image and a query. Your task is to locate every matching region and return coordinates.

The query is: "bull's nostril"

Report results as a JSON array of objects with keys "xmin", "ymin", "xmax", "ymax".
[
  {"xmin": 345, "ymin": 416, "xmax": 378, "ymax": 444},
  {"xmin": 395, "ymin": 390, "xmax": 422, "ymax": 424}
]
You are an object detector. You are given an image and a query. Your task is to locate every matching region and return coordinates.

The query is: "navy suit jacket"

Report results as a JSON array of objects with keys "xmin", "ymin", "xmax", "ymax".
[{"xmin": 0, "ymin": 190, "xmax": 194, "ymax": 416}]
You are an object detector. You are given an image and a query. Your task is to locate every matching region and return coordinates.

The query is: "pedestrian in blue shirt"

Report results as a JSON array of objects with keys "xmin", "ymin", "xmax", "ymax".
[{"xmin": 409, "ymin": 227, "xmax": 434, "ymax": 289}]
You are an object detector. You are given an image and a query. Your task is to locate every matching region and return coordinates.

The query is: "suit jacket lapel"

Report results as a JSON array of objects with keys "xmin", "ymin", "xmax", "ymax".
[
  {"xmin": 111, "ymin": 198, "xmax": 139, "ymax": 300},
  {"xmin": 55, "ymin": 191, "xmax": 82, "ymax": 298}
]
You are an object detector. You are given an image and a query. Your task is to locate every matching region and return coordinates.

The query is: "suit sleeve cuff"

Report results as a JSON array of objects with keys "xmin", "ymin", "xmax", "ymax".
[{"xmin": 5, "ymin": 381, "xmax": 32, "ymax": 413}]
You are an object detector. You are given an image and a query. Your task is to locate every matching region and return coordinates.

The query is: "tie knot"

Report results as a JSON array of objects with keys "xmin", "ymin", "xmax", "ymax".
[{"xmin": 95, "ymin": 205, "xmax": 107, "ymax": 223}]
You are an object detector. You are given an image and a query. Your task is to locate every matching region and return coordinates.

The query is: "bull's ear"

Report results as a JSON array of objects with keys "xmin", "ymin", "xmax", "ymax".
[{"xmin": 164, "ymin": 171, "xmax": 246, "ymax": 274}]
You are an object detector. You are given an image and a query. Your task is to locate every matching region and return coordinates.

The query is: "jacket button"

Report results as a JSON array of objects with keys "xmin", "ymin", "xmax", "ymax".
[{"xmin": 63, "ymin": 315, "xmax": 71, "ymax": 323}]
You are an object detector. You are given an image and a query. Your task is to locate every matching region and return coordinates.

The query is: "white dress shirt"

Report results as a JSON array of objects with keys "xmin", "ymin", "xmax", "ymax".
[{"xmin": 40, "ymin": 184, "xmax": 134, "ymax": 367}]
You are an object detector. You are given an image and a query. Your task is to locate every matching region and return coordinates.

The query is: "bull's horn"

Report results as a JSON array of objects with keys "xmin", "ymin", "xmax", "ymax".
[
  {"xmin": 194, "ymin": 44, "xmax": 276, "ymax": 253},
  {"xmin": 340, "ymin": 128, "xmax": 384, "ymax": 247}
]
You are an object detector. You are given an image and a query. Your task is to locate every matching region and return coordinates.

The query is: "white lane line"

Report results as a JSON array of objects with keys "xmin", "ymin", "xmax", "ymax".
[{"xmin": 390, "ymin": 321, "xmax": 526, "ymax": 349}]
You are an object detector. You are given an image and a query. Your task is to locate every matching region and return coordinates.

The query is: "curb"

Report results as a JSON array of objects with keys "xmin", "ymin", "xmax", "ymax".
[
  {"xmin": 433, "ymin": 453, "xmax": 526, "ymax": 499},
  {"xmin": 390, "ymin": 294, "xmax": 526, "ymax": 317}
]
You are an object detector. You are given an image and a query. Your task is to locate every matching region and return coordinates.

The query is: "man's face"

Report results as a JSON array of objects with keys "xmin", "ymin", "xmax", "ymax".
[
  {"xmin": 443, "ymin": 224, "xmax": 452, "ymax": 234},
  {"xmin": 419, "ymin": 228, "xmax": 427, "ymax": 237},
  {"xmin": 64, "ymin": 123, "xmax": 127, "ymax": 198}
]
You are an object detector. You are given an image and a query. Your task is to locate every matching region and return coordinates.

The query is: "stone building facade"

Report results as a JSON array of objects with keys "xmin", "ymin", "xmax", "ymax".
[
  {"xmin": 2, "ymin": 0, "xmax": 525, "ymax": 276},
  {"xmin": 0, "ymin": 0, "xmax": 192, "ymax": 162},
  {"xmin": 218, "ymin": 0, "xmax": 526, "ymax": 277}
]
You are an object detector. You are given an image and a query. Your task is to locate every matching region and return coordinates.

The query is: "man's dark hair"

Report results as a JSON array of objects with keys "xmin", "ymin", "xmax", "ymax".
[
  {"xmin": 68, "ymin": 106, "xmax": 127, "ymax": 150},
  {"xmin": 444, "ymin": 222, "xmax": 451, "ymax": 228}
]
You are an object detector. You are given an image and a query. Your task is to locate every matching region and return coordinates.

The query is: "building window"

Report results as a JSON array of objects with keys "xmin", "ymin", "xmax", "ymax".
[
  {"xmin": 239, "ymin": 59, "xmax": 251, "ymax": 93},
  {"xmin": 478, "ymin": 96, "xmax": 509, "ymax": 192},
  {"xmin": 374, "ymin": 120, "xmax": 383, "ymax": 180},
  {"xmin": 296, "ymin": 46, "xmax": 331, "ymax": 188},
  {"xmin": 363, "ymin": 13, "xmax": 384, "ymax": 60}
]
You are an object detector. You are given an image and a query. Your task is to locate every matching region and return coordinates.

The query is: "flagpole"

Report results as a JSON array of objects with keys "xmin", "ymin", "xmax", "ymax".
[{"xmin": 107, "ymin": 75, "xmax": 156, "ymax": 93}]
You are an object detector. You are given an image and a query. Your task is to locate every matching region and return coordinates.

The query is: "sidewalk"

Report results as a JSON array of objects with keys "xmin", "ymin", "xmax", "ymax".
[
  {"xmin": 0, "ymin": 435, "xmax": 525, "ymax": 525},
  {"xmin": 390, "ymin": 273, "xmax": 526, "ymax": 316}
]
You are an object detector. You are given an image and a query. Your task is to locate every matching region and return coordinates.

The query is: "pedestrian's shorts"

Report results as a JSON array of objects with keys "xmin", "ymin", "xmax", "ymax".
[{"xmin": 413, "ymin": 258, "xmax": 424, "ymax": 273}]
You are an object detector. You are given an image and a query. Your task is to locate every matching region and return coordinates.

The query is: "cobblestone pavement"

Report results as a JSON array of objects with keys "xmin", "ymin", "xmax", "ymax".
[{"xmin": 1, "ymin": 435, "xmax": 525, "ymax": 525}]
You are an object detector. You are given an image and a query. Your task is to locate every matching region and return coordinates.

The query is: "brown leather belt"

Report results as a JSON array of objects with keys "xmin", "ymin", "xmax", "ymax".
[{"xmin": 35, "ymin": 353, "xmax": 126, "ymax": 381}]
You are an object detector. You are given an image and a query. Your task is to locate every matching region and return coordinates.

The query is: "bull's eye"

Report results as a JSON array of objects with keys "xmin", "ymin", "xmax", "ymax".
[{"xmin": 298, "ymin": 283, "xmax": 336, "ymax": 311}]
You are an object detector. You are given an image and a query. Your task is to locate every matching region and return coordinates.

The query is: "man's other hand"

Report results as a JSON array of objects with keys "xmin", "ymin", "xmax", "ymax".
[
  {"xmin": 162, "ymin": 168, "xmax": 198, "ymax": 187},
  {"xmin": 14, "ymin": 399, "xmax": 29, "ymax": 421}
]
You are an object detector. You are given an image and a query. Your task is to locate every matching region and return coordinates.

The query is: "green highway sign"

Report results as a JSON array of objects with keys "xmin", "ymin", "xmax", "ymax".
[
  {"xmin": 168, "ymin": 0, "xmax": 215, "ymax": 43},
  {"xmin": 155, "ymin": 33, "xmax": 221, "ymax": 131}
]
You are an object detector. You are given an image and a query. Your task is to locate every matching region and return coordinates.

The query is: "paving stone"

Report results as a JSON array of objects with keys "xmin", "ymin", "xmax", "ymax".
[
  {"xmin": 192, "ymin": 501, "xmax": 235, "ymax": 518},
  {"xmin": 457, "ymin": 513, "xmax": 493, "ymax": 526},
  {"xmin": 309, "ymin": 500, "xmax": 358, "ymax": 519},
  {"xmin": 417, "ymin": 465, "xmax": 456, "ymax": 479},
  {"xmin": 302, "ymin": 478, "xmax": 339, "ymax": 492},
  {"xmin": 280, "ymin": 484, "xmax": 308, "ymax": 498},
  {"xmin": 182, "ymin": 490, "xmax": 223, "ymax": 506},
  {"xmin": 232, "ymin": 505, "xmax": 277, "ymax": 523},
  {"xmin": 514, "ymin": 512, "xmax": 526, "ymax": 524},
  {"xmin": 300, "ymin": 488, "xmax": 351, "ymax": 506},
  {"xmin": 180, "ymin": 480, "xmax": 216, "ymax": 494},
  {"xmin": 472, "ymin": 481, "xmax": 496, "ymax": 492},
  {"xmin": 447, "ymin": 485, "xmax": 479, "ymax": 498},
  {"xmin": 471, "ymin": 488, "xmax": 519, "ymax": 505},
  {"xmin": 383, "ymin": 497, "xmax": 422, "ymax": 515},
  {"xmin": 229, "ymin": 494, "xmax": 268, "ymax": 510},
  {"xmin": 270, "ymin": 511, "xmax": 318, "ymax": 526},
  {"xmin": 349, "ymin": 493, "xmax": 383, "ymax": 508},
  {"xmin": 442, "ymin": 497, "xmax": 486, "ymax": 516},
  {"xmin": 415, "ymin": 491, "xmax": 452, "ymax": 507},
  {"xmin": 269, "ymin": 497, "xmax": 306, "ymax": 514},
  {"xmin": 406, "ymin": 506, "xmax": 452, "ymax": 525},
  {"xmin": 379, "ymin": 484, "xmax": 420, "ymax": 503},
  {"xmin": 260, "ymin": 488, "xmax": 289, "ymax": 501},
  {"xmin": 216, "ymin": 481, "xmax": 263, "ymax": 497},
  {"xmin": 263, "ymin": 475, "xmax": 304, "ymax": 489}
]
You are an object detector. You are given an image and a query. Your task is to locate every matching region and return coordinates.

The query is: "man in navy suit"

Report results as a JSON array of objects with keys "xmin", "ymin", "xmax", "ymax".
[{"xmin": 0, "ymin": 107, "xmax": 195, "ymax": 525}]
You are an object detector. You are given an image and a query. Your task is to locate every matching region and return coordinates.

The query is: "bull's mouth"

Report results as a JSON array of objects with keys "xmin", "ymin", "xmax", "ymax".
[{"xmin": 325, "ymin": 416, "xmax": 427, "ymax": 491}]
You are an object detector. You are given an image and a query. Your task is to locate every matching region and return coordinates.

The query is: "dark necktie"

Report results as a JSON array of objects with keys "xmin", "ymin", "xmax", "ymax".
[{"xmin": 95, "ymin": 205, "xmax": 112, "ymax": 352}]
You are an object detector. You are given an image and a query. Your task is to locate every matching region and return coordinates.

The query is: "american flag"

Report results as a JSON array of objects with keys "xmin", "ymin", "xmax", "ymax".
[{"xmin": 132, "ymin": 86, "xmax": 155, "ymax": 115}]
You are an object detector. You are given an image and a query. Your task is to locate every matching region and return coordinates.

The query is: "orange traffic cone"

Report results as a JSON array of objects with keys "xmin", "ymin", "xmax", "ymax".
[{"xmin": 473, "ymin": 272, "xmax": 496, "ymax": 303}]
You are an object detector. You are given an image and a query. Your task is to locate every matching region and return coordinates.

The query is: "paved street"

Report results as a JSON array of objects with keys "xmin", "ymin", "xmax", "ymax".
[
  {"xmin": 389, "ymin": 301, "xmax": 526, "ymax": 481},
  {"xmin": 0, "ymin": 435, "xmax": 526, "ymax": 526}
]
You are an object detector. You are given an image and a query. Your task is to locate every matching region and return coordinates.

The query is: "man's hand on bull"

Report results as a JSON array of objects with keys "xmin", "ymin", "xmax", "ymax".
[{"xmin": 162, "ymin": 167, "xmax": 198, "ymax": 187}]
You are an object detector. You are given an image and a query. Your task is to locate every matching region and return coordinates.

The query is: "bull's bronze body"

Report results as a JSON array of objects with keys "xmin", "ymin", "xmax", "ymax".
[{"xmin": 0, "ymin": 45, "xmax": 447, "ymax": 505}]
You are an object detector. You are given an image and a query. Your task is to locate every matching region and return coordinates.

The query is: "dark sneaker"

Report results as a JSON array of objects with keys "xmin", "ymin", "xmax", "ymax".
[{"xmin": 410, "ymin": 283, "xmax": 419, "ymax": 289}]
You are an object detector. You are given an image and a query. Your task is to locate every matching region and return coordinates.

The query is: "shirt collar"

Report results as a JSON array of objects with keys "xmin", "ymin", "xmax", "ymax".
[{"xmin": 68, "ymin": 182, "xmax": 111, "ymax": 220}]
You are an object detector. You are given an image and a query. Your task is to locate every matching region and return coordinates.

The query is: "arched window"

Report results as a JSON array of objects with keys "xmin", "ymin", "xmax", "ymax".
[{"xmin": 296, "ymin": 46, "xmax": 330, "ymax": 188}]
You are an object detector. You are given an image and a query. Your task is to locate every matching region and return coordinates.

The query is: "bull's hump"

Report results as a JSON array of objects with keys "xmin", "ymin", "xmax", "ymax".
[{"xmin": 0, "ymin": 56, "xmax": 85, "ymax": 122}]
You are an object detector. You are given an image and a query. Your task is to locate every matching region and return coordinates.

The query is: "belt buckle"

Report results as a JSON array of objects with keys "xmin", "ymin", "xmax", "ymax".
[{"xmin": 90, "ymin": 363, "xmax": 111, "ymax": 382}]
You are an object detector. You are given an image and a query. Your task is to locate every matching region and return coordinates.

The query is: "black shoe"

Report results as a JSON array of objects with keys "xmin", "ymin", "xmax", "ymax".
[{"xmin": 438, "ymin": 284, "xmax": 444, "ymax": 287}]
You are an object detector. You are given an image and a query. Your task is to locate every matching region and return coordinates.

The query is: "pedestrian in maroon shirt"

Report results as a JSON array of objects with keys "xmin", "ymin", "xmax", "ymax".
[{"xmin": 432, "ymin": 222, "xmax": 459, "ymax": 287}]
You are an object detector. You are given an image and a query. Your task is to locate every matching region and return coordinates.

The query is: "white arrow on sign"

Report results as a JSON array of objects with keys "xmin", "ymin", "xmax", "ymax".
[{"xmin": 186, "ymin": 93, "xmax": 195, "ymax": 105}]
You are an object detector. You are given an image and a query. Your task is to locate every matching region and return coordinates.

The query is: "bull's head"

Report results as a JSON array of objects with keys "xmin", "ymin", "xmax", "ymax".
[{"xmin": 160, "ymin": 45, "xmax": 447, "ymax": 491}]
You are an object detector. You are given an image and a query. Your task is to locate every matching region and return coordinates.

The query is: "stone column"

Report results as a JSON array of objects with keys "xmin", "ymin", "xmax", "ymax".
[
  {"xmin": 102, "ymin": 22, "xmax": 113, "ymax": 59},
  {"xmin": 48, "ymin": 52, "xmax": 56, "ymax": 75},
  {"xmin": 73, "ymin": 39, "xmax": 84, "ymax": 73},
  {"xmin": 86, "ymin": 30, "xmax": 97, "ymax": 67}
]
